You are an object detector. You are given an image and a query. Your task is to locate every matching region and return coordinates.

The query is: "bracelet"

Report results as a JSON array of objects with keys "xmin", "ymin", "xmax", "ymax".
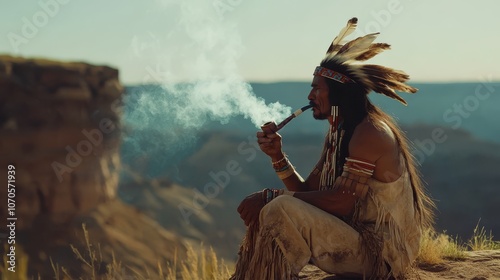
[
  {"xmin": 275, "ymin": 164, "xmax": 290, "ymax": 172},
  {"xmin": 272, "ymin": 155, "xmax": 287, "ymax": 165},
  {"xmin": 272, "ymin": 189, "xmax": 279, "ymax": 201},
  {"xmin": 263, "ymin": 188, "xmax": 285, "ymax": 204},
  {"xmin": 276, "ymin": 165, "xmax": 295, "ymax": 180},
  {"xmin": 262, "ymin": 188, "xmax": 296, "ymax": 205},
  {"xmin": 262, "ymin": 188, "xmax": 271, "ymax": 204},
  {"xmin": 262, "ymin": 188, "xmax": 275, "ymax": 204},
  {"xmin": 273, "ymin": 155, "xmax": 290, "ymax": 171}
]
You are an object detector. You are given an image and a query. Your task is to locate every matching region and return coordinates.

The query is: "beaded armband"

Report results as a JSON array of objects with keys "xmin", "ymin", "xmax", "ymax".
[{"xmin": 332, "ymin": 157, "xmax": 375, "ymax": 200}]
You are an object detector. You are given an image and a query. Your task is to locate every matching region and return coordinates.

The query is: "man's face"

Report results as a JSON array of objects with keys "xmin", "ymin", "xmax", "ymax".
[{"xmin": 308, "ymin": 76, "xmax": 331, "ymax": 120}]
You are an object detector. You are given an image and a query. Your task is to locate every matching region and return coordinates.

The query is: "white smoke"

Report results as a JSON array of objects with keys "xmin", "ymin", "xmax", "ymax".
[
  {"xmin": 128, "ymin": 0, "xmax": 291, "ymax": 131},
  {"xmin": 122, "ymin": 0, "xmax": 291, "ymax": 177}
]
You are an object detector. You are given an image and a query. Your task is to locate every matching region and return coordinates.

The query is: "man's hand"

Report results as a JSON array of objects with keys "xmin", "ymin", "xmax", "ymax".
[
  {"xmin": 256, "ymin": 131, "xmax": 283, "ymax": 160},
  {"xmin": 237, "ymin": 191, "xmax": 266, "ymax": 227}
]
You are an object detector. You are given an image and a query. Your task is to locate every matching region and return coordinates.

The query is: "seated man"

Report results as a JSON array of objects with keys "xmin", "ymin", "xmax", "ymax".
[{"xmin": 230, "ymin": 18, "xmax": 435, "ymax": 279}]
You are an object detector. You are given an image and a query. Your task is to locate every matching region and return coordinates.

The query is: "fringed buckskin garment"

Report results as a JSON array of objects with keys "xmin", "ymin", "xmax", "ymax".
[
  {"xmin": 230, "ymin": 154, "xmax": 419, "ymax": 280},
  {"xmin": 231, "ymin": 17, "xmax": 427, "ymax": 280}
]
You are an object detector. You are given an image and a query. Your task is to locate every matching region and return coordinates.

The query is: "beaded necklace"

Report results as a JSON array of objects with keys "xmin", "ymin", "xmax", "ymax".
[{"xmin": 320, "ymin": 106, "xmax": 345, "ymax": 190}]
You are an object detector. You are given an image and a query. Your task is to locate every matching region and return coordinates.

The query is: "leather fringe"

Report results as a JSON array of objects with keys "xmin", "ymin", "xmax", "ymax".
[
  {"xmin": 230, "ymin": 224, "xmax": 298, "ymax": 280},
  {"xmin": 350, "ymin": 199, "xmax": 388, "ymax": 279}
]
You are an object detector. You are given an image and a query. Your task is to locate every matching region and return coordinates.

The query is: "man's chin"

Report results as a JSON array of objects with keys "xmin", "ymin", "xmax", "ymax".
[{"xmin": 312, "ymin": 111, "xmax": 328, "ymax": 120}]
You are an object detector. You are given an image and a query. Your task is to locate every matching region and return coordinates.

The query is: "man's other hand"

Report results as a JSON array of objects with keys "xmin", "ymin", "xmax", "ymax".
[{"xmin": 237, "ymin": 191, "xmax": 266, "ymax": 227}]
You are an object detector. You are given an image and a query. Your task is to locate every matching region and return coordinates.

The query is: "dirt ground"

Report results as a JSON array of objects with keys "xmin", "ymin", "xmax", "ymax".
[{"xmin": 300, "ymin": 250, "xmax": 500, "ymax": 280}]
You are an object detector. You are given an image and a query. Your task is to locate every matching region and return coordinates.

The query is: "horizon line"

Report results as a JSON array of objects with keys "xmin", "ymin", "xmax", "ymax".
[{"xmin": 124, "ymin": 80, "xmax": 500, "ymax": 87}]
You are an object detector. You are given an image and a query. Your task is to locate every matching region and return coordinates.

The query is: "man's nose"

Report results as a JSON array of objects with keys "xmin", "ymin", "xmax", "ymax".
[{"xmin": 307, "ymin": 90, "xmax": 314, "ymax": 100}]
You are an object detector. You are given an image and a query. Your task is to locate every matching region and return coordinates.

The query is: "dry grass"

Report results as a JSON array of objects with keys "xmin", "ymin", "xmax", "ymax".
[
  {"xmin": 417, "ymin": 228, "xmax": 467, "ymax": 264},
  {"xmin": 59, "ymin": 224, "xmax": 232, "ymax": 280},
  {"xmin": 0, "ymin": 223, "xmax": 232, "ymax": 280},
  {"xmin": 467, "ymin": 221, "xmax": 500, "ymax": 251},
  {"xmin": 418, "ymin": 220, "xmax": 500, "ymax": 265},
  {"xmin": 3, "ymin": 222, "xmax": 500, "ymax": 279},
  {"xmin": 177, "ymin": 244, "xmax": 232, "ymax": 280}
]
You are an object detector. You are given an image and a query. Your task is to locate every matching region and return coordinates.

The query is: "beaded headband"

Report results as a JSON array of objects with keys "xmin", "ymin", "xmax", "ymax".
[{"xmin": 313, "ymin": 66, "xmax": 354, "ymax": 84}]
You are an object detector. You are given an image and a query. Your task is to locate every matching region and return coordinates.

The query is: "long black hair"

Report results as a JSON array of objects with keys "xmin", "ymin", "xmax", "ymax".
[{"xmin": 325, "ymin": 77, "xmax": 435, "ymax": 229}]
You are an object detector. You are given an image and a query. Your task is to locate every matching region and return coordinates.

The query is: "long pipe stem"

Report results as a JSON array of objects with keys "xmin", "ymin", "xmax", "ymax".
[{"xmin": 261, "ymin": 104, "xmax": 313, "ymax": 135}]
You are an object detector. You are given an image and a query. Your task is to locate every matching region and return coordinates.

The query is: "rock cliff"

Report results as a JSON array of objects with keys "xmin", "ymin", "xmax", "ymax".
[
  {"xmin": 0, "ymin": 55, "xmax": 122, "ymax": 227},
  {"xmin": 0, "ymin": 56, "xmax": 186, "ymax": 279}
]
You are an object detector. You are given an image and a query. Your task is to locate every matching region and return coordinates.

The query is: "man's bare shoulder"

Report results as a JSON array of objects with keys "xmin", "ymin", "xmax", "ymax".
[{"xmin": 348, "ymin": 118, "xmax": 396, "ymax": 162}]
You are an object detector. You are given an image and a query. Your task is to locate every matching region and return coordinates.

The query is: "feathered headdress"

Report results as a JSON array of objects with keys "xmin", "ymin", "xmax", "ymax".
[{"xmin": 314, "ymin": 17, "xmax": 417, "ymax": 105}]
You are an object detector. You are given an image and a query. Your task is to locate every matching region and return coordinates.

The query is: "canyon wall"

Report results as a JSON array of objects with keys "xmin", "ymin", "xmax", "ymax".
[{"xmin": 0, "ymin": 56, "xmax": 123, "ymax": 228}]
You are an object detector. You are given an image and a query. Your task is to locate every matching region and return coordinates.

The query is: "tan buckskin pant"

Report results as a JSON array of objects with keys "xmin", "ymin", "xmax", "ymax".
[{"xmin": 259, "ymin": 195, "xmax": 373, "ymax": 278}]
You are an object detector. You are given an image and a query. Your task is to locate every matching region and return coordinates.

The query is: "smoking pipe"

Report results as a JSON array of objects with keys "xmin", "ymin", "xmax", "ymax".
[{"xmin": 260, "ymin": 104, "xmax": 313, "ymax": 135}]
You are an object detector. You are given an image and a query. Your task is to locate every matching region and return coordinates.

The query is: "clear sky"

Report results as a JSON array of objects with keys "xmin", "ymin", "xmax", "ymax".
[{"xmin": 1, "ymin": 0, "xmax": 499, "ymax": 84}]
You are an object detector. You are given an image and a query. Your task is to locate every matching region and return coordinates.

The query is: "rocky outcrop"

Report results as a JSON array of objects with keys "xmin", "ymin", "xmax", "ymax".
[
  {"xmin": 0, "ymin": 56, "xmax": 190, "ymax": 279},
  {"xmin": 0, "ymin": 55, "xmax": 123, "ymax": 228}
]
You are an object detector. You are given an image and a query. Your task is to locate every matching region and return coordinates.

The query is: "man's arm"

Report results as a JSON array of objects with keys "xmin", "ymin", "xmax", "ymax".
[
  {"xmin": 258, "ymin": 132, "xmax": 325, "ymax": 192},
  {"xmin": 268, "ymin": 150, "xmax": 324, "ymax": 192},
  {"xmin": 290, "ymin": 120, "xmax": 396, "ymax": 217},
  {"xmin": 292, "ymin": 189, "xmax": 358, "ymax": 217},
  {"xmin": 238, "ymin": 131, "xmax": 322, "ymax": 226}
]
